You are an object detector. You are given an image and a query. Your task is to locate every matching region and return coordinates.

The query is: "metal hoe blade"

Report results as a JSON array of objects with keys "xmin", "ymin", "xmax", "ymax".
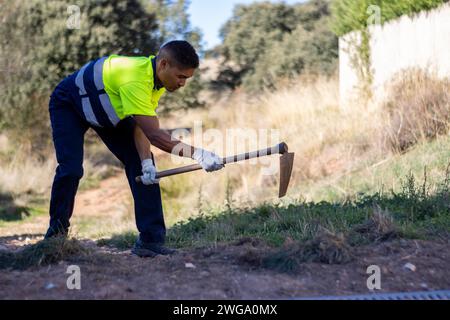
[{"xmin": 279, "ymin": 152, "xmax": 295, "ymax": 198}]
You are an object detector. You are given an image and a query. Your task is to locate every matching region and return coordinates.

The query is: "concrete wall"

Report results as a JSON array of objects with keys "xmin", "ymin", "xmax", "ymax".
[{"xmin": 339, "ymin": 3, "xmax": 450, "ymax": 106}]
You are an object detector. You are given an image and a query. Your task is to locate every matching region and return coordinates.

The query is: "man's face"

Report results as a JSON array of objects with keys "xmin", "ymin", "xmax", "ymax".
[{"xmin": 158, "ymin": 59, "xmax": 195, "ymax": 92}]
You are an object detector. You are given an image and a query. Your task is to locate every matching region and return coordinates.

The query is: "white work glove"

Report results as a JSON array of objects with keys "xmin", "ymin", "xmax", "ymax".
[
  {"xmin": 141, "ymin": 159, "xmax": 160, "ymax": 185},
  {"xmin": 192, "ymin": 148, "xmax": 224, "ymax": 173}
]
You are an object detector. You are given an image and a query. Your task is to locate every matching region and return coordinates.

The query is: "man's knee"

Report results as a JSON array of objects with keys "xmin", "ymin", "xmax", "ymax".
[{"xmin": 56, "ymin": 164, "xmax": 84, "ymax": 181}]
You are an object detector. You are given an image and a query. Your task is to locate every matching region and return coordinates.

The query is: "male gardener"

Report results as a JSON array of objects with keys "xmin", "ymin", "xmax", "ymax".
[{"xmin": 45, "ymin": 40, "xmax": 224, "ymax": 257}]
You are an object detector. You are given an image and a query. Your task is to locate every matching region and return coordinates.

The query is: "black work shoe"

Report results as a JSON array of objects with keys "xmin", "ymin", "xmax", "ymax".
[{"xmin": 131, "ymin": 239, "xmax": 177, "ymax": 258}]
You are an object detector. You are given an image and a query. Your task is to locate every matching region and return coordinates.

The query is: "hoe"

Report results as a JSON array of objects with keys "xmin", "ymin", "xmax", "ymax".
[{"xmin": 136, "ymin": 142, "xmax": 294, "ymax": 198}]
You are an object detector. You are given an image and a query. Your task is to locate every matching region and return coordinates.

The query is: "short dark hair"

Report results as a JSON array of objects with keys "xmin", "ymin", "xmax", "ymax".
[{"xmin": 158, "ymin": 40, "xmax": 199, "ymax": 69}]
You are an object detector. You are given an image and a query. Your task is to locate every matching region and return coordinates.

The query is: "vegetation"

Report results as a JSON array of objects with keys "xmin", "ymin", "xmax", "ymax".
[
  {"xmin": 0, "ymin": 0, "xmax": 159, "ymax": 150},
  {"xmin": 217, "ymin": 0, "xmax": 338, "ymax": 91},
  {"xmin": 0, "ymin": 0, "xmax": 206, "ymax": 151},
  {"xmin": 0, "ymin": 1, "xmax": 448, "ymax": 276},
  {"xmin": 91, "ymin": 67, "xmax": 450, "ymax": 252},
  {"xmin": 97, "ymin": 165, "xmax": 450, "ymax": 271},
  {"xmin": 331, "ymin": 0, "xmax": 449, "ymax": 36},
  {"xmin": 382, "ymin": 69, "xmax": 450, "ymax": 152},
  {"xmin": 166, "ymin": 168, "xmax": 449, "ymax": 248},
  {"xmin": 0, "ymin": 236, "xmax": 91, "ymax": 270}
]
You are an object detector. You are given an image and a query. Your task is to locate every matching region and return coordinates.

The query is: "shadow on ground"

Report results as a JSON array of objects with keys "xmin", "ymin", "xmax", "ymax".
[{"xmin": 0, "ymin": 192, "xmax": 31, "ymax": 222}]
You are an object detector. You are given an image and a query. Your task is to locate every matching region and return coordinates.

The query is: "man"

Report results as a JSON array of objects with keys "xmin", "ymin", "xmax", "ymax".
[{"xmin": 45, "ymin": 40, "xmax": 224, "ymax": 257}]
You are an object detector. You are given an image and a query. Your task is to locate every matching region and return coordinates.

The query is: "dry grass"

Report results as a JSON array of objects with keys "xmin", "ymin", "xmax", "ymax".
[
  {"xmin": 155, "ymin": 69, "xmax": 450, "ymax": 219},
  {"xmin": 158, "ymin": 74, "xmax": 385, "ymax": 215},
  {"xmin": 0, "ymin": 152, "xmax": 56, "ymax": 196},
  {"xmin": 237, "ymin": 228, "xmax": 354, "ymax": 273},
  {"xmin": 0, "ymin": 154, "xmax": 111, "ymax": 196},
  {"xmin": 382, "ymin": 69, "xmax": 450, "ymax": 152},
  {"xmin": 2, "ymin": 68, "xmax": 449, "ymax": 231},
  {"xmin": 0, "ymin": 135, "xmax": 120, "ymax": 196},
  {"xmin": 0, "ymin": 236, "xmax": 90, "ymax": 270},
  {"xmin": 351, "ymin": 205, "xmax": 401, "ymax": 243},
  {"xmin": 233, "ymin": 207, "xmax": 403, "ymax": 273}
]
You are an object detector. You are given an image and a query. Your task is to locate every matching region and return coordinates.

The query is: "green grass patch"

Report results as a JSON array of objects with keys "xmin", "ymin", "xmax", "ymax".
[
  {"xmin": 0, "ymin": 202, "xmax": 47, "ymax": 224},
  {"xmin": 92, "ymin": 167, "xmax": 450, "ymax": 255},
  {"xmin": 93, "ymin": 138, "xmax": 450, "ymax": 257},
  {"xmin": 305, "ymin": 135, "xmax": 450, "ymax": 202},
  {"xmin": 97, "ymin": 231, "xmax": 138, "ymax": 250},
  {"xmin": 164, "ymin": 169, "xmax": 449, "ymax": 249}
]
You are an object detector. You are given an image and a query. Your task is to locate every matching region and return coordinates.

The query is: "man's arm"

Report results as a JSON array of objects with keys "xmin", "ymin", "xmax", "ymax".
[
  {"xmin": 134, "ymin": 115, "xmax": 195, "ymax": 158},
  {"xmin": 134, "ymin": 125, "xmax": 152, "ymax": 161}
]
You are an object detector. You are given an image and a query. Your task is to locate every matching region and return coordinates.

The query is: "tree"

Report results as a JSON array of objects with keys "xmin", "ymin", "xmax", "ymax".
[
  {"xmin": 146, "ymin": 0, "xmax": 198, "ymax": 43},
  {"xmin": 0, "ymin": 0, "xmax": 159, "ymax": 150},
  {"xmin": 247, "ymin": 20, "xmax": 338, "ymax": 89},
  {"xmin": 217, "ymin": 0, "xmax": 338, "ymax": 92},
  {"xmin": 145, "ymin": 0, "xmax": 206, "ymax": 114},
  {"xmin": 220, "ymin": 2, "xmax": 297, "ymax": 72}
]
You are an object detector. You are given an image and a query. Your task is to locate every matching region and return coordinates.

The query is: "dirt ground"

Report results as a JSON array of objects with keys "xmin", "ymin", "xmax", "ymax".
[{"xmin": 0, "ymin": 175, "xmax": 449, "ymax": 300}]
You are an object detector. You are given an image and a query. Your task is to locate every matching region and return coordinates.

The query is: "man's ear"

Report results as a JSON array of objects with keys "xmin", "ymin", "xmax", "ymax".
[{"xmin": 159, "ymin": 58, "xmax": 170, "ymax": 70}]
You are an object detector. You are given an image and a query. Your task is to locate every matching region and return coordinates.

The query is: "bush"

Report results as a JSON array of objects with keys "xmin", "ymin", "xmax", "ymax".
[
  {"xmin": 245, "ymin": 20, "xmax": 338, "ymax": 89},
  {"xmin": 331, "ymin": 0, "xmax": 448, "ymax": 36},
  {"xmin": 382, "ymin": 69, "xmax": 450, "ymax": 152}
]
